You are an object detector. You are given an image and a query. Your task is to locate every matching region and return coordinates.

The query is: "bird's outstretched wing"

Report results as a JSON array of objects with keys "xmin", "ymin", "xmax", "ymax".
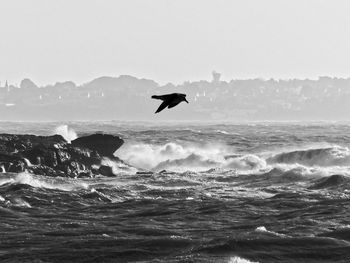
[
  {"xmin": 152, "ymin": 94, "xmax": 174, "ymax": 101},
  {"xmin": 167, "ymin": 100, "xmax": 181, "ymax": 108},
  {"xmin": 155, "ymin": 100, "xmax": 170, "ymax": 113}
]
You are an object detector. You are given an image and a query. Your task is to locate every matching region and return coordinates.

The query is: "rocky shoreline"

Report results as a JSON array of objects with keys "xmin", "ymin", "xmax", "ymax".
[{"xmin": 0, "ymin": 133, "xmax": 125, "ymax": 178}]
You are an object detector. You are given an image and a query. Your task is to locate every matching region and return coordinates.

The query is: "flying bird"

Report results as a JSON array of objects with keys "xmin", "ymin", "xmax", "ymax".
[{"xmin": 151, "ymin": 93, "xmax": 189, "ymax": 113}]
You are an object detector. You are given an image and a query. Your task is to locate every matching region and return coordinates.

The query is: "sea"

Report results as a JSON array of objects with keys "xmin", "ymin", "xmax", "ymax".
[{"xmin": 0, "ymin": 121, "xmax": 350, "ymax": 263}]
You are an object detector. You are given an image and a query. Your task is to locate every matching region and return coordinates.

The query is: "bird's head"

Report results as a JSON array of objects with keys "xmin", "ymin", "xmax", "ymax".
[{"xmin": 180, "ymin": 94, "xmax": 189, "ymax": 103}]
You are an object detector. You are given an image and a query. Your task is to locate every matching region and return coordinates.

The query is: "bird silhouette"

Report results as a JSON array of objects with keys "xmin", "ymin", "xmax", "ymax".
[{"xmin": 151, "ymin": 93, "xmax": 189, "ymax": 113}]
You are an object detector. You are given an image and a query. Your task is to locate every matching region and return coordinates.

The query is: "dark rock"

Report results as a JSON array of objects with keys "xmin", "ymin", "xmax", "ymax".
[
  {"xmin": 71, "ymin": 134, "xmax": 124, "ymax": 157},
  {"xmin": 91, "ymin": 167, "xmax": 100, "ymax": 175},
  {"xmin": 55, "ymin": 148, "xmax": 71, "ymax": 164},
  {"xmin": 98, "ymin": 165, "xmax": 115, "ymax": 177},
  {"xmin": 0, "ymin": 153, "xmax": 23, "ymax": 162},
  {"xmin": 22, "ymin": 146, "xmax": 59, "ymax": 166},
  {"xmin": 0, "ymin": 133, "xmax": 128, "ymax": 178},
  {"xmin": 136, "ymin": 171, "xmax": 153, "ymax": 175},
  {"xmin": 8, "ymin": 160, "xmax": 26, "ymax": 173},
  {"xmin": 28, "ymin": 165, "xmax": 65, "ymax": 177},
  {"xmin": 77, "ymin": 171, "xmax": 93, "ymax": 178}
]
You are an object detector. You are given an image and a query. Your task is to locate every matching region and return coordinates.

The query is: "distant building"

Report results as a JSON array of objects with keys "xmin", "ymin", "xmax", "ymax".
[
  {"xmin": 5, "ymin": 81, "xmax": 9, "ymax": 92},
  {"xmin": 212, "ymin": 71, "xmax": 221, "ymax": 83}
]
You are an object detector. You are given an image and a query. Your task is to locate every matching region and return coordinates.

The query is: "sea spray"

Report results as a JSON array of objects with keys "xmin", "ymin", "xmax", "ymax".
[
  {"xmin": 10, "ymin": 173, "xmax": 88, "ymax": 191},
  {"xmin": 116, "ymin": 142, "xmax": 268, "ymax": 172},
  {"xmin": 54, "ymin": 125, "xmax": 78, "ymax": 143},
  {"xmin": 116, "ymin": 142, "xmax": 232, "ymax": 171},
  {"xmin": 100, "ymin": 157, "xmax": 138, "ymax": 175}
]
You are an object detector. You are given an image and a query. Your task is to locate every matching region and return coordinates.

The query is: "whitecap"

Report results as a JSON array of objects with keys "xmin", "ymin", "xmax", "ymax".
[
  {"xmin": 216, "ymin": 130, "xmax": 230, "ymax": 135},
  {"xmin": 116, "ymin": 142, "xmax": 231, "ymax": 171},
  {"xmin": 228, "ymin": 256, "xmax": 259, "ymax": 263},
  {"xmin": 9, "ymin": 173, "xmax": 89, "ymax": 192},
  {"xmin": 267, "ymin": 145, "xmax": 350, "ymax": 167},
  {"xmin": 100, "ymin": 157, "xmax": 138, "ymax": 175},
  {"xmin": 255, "ymin": 226, "xmax": 288, "ymax": 237}
]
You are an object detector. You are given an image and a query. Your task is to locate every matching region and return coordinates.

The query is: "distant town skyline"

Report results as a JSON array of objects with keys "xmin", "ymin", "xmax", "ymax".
[
  {"xmin": 3, "ymin": 71, "xmax": 350, "ymax": 89},
  {"xmin": 1, "ymin": 0, "xmax": 350, "ymax": 86},
  {"xmin": 1, "ymin": 73, "xmax": 350, "ymax": 121}
]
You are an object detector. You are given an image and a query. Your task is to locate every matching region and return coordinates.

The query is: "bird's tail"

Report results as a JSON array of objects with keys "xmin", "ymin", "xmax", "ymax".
[{"xmin": 151, "ymin": 95, "xmax": 163, "ymax": 100}]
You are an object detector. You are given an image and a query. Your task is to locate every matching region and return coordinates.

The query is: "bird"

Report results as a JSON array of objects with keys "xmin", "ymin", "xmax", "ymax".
[{"xmin": 151, "ymin": 93, "xmax": 189, "ymax": 113}]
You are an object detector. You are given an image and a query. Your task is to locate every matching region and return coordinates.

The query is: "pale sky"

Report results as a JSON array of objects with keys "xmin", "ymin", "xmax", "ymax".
[{"xmin": 0, "ymin": 0, "xmax": 350, "ymax": 86}]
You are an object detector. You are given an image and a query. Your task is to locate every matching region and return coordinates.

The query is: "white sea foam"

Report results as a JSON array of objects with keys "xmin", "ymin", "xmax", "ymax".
[
  {"xmin": 116, "ymin": 142, "xmax": 231, "ymax": 171},
  {"xmin": 8, "ymin": 173, "xmax": 89, "ymax": 191},
  {"xmin": 116, "ymin": 142, "xmax": 269, "ymax": 172},
  {"xmin": 225, "ymin": 155, "xmax": 266, "ymax": 171},
  {"xmin": 228, "ymin": 256, "xmax": 259, "ymax": 263},
  {"xmin": 255, "ymin": 226, "xmax": 287, "ymax": 237},
  {"xmin": 216, "ymin": 130, "xmax": 230, "ymax": 135},
  {"xmin": 100, "ymin": 158, "xmax": 138, "ymax": 175},
  {"xmin": 116, "ymin": 142, "xmax": 350, "ymax": 174},
  {"xmin": 10, "ymin": 197, "xmax": 31, "ymax": 208}
]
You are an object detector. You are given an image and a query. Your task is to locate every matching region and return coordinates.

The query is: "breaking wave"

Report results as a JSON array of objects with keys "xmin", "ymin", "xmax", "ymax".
[
  {"xmin": 116, "ymin": 142, "xmax": 228, "ymax": 171},
  {"xmin": 0, "ymin": 173, "xmax": 88, "ymax": 191},
  {"xmin": 116, "ymin": 142, "xmax": 350, "ymax": 177},
  {"xmin": 309, "ymin": 174, "xmax": 350, "ymax": 189},
  {"xmin": 216, "ymin": 130, "xmax": 230, "ymax": 135},
  {"xmin": 116, "ymin": 142, "xmax": 267, "ymax": 172},
  {"xmin": 225, "ymin": 155, "xmax": 266, "ymax": 171},
  {"xmin": 267, "ymin": 146, "xmax": 350, "ymax": 167}
]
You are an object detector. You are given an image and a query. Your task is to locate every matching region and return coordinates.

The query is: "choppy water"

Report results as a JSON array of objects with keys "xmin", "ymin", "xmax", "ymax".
[{"xmin": 1, "ymin": 122, "xmax": 350, "ymax": 262}]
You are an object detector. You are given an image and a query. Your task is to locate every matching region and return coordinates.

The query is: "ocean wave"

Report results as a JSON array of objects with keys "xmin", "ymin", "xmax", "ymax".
[
  {"xmin": 197, "ymin": 235, "xmax": 350, "ymax": 257},
  {"xmin": 115, "ymin": 142, "xmax": 350, "ymax": 174},
  {"xmin": 267, "ymin": 146, "xmax": 350, "ymax": 167},
  {"xmin": 216, "ymin": 130, "xmax": 230, "ymax": 135},
  {"xmin": 318, "ymin": 227, "xmax": 350, "ymax": 241},
  {"xmin": 255, "ymin": 226, "xmax": 288, "ymax": 238},
  {"xmin": 262, "ymin": 164, "xmax": 320, "ymax": 181},
  {"xmin": 308, "ymin": 174, "xmax": 350, "ymax": 189},
  {"xmin": 228, "ymin": 256, "xmax": 259, "ymax": 263},
  {"xmin": 115, "ymin": 139, "xmax": 350, "ymax": 174},
  {"xmin": 116, "ymin": 142, "xmax": 232, "ymax": 171},
  {"xmin": 224, "ymin": 155, "xmax": 266, "ymax": 171},
  {"xmin": 258, "ymin": 162, "xmax": 350, "ymax": 183},
  {"xmin": 116, "ymin": 141, "xmax": 270, "ymax": 173},
  {"xmin": 5, "ymin": 197, "xmax": 31, "ymax": 208},
  {"xmin": 0, "ymin": 173, "xmax": 89, "ymax": 192},
  {"xmin": 153, "ymin": 153, "xmax": 220, "ymax": 172}
]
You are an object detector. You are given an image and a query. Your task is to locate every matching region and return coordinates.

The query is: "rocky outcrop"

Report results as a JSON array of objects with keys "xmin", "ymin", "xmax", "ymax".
[
  {"xmin": 0, "ymin": 133, "xmax": 125, "ymax": 178},
  {"xmin": 71, "ymin": 134, "xmax": 123, "ymax": 157}
]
